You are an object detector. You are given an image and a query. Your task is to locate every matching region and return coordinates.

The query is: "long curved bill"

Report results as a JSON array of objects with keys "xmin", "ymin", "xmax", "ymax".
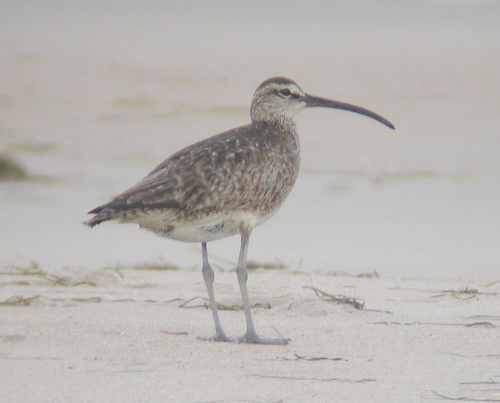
[{"xmin": 305, "ymin": 94, "xmax": 395, "ymax": 130}]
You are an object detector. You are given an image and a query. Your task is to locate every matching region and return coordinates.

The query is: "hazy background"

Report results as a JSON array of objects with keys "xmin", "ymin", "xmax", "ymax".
[{"xmin": 1, "ymin": 0, "xmax": 499, "ymax": 279}]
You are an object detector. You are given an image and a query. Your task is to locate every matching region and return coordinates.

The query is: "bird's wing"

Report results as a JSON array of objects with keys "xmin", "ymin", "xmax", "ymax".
[{"xmin": 90, "ymin": 125, "xmax": 292, "ymax": 215}]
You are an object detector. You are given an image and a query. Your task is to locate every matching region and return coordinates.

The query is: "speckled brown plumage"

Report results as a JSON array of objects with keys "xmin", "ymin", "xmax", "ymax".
[{"xmin": 87, "ymin": 121, "xmax": 300, "ymax": 237}]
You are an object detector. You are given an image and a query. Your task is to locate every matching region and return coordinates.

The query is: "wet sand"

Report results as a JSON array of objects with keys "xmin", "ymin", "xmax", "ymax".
[{"xmin": 1, "ymin": 1, "xmax": 500, "ymax": 278}]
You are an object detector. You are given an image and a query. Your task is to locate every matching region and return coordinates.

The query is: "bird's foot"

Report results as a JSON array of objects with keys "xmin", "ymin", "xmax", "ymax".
[
  {"xmin": 198, "ymin": 330, "xmax": 289, "ymax": 345},
  {"xmin": 236, "ymin": 330, "xmax": 289, "ymax": 345},
  {"xmin": 197, "ymin": 331, "xmax": 231, "ymax": 343}
]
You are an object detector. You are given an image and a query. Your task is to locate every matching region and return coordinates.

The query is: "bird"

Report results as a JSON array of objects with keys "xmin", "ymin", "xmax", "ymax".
[{"xmin": 86, "ymin": 77, "xmax": 395, "ymax": 345}]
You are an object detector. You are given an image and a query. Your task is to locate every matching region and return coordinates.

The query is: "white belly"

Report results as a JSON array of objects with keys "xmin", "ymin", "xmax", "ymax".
[{"xmin": 147, "ymin": 210, "xmax": 275, "ymax": 243}]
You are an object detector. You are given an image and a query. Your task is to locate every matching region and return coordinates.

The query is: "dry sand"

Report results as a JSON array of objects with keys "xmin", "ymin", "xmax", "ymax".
[
  {"xmin": 1, "ymin": 267, "xmax": 499, "ymax": 402},
  {"xmin": 1, "ymin": 1, "xmax": 500, "ymax": 402}
]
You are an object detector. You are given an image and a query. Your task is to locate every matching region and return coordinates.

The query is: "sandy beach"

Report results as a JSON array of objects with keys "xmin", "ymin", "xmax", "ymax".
[
  {"xmin": 1, "ymin": 1, "xmax": 500, "ymax": 402},
  {"xmin": 1, "ymin": 267, "xmax": 499, "ymax": 402}
]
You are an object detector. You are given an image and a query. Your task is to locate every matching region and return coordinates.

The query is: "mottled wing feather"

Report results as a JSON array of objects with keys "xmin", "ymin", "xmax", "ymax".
[{"xmin": 87, "ymin": 122, "xmax": 299, "ymax": 226}]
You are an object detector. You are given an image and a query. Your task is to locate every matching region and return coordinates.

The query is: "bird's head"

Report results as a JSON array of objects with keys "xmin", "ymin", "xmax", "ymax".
[{"xmin": 250, "ymin": 77, "xmax": 395, "ymax": 130}]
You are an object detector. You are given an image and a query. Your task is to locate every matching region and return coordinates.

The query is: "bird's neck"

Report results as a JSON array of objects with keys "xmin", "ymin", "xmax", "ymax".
[
  {"xmin": 252, "ymin": 117, "xmax": 297, "ymax": 135},
  {"xmin": 251, "ymin": 115, "xmax": 296, "ymax": 130},
  {"xmin": 251, "ymin": 119, "xmax": 300, "ymax": 155}
]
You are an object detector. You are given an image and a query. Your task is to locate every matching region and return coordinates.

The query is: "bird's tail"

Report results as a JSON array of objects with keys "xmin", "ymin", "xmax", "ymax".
[{"xmin": 85, "ymin": 205, "xmax": 113, "ymax": 228}]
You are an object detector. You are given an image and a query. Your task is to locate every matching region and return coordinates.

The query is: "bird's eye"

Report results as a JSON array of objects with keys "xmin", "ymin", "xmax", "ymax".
[{"xmin": 279, "ymin": 89, "xmax": 292, "ymax": 97}]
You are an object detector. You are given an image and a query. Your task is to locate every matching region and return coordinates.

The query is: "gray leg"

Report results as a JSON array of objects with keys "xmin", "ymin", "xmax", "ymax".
[
  {"xmin": 236, "ymin": 226, "xmax": 258, "ymax": 341},
  {"xmin": 200, "ymin": 242, "xmax": 229, "ymax": 341},
  {"xmin": 236, "ymin": 226, "xmax": 289, "ymax": 345}
]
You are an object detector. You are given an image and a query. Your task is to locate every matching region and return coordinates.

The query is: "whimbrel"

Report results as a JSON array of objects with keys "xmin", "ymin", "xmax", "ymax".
[{"xmin": 86, "ymin": 77, "xmax": 394, "ymax": 345}]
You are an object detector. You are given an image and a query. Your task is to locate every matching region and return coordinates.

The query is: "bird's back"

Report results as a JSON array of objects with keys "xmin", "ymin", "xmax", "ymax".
[{"xmin": 86, "ymin": 121, "xmax": 300, "ymax": 241}]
